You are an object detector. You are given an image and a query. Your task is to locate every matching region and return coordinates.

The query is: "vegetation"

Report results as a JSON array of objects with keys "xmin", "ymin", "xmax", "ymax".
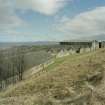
[
  {"xmin": 0, "ymin": 44, "xmax": 70, "ymax": 89},
  {"xmin": 0, "ymin": 45, "xmax": 57, "ymax": 89},
  {"xmin": 0, "ymin": 48, "xmax": 105, "ymax": 105}
]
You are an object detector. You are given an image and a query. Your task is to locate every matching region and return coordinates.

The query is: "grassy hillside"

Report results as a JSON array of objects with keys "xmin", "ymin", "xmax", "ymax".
[{"xmin": 0, "ymin": 49, "xmax": 105, "ymax": 105}]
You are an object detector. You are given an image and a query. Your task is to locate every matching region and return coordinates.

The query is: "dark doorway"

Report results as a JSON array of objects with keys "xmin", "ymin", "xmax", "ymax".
[
  {"xmin": 76, "ymin": 48, "xmax": 81, "ymax": 53},
  {"xmin": 99, "ymin": 42, "xmax": 102, "ymax": 48}
]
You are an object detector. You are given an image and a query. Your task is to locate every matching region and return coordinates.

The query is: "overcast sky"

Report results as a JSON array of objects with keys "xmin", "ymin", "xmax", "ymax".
[{"xmin": 0, "ymin": 0, "xmax": 105, "ymax": 42}]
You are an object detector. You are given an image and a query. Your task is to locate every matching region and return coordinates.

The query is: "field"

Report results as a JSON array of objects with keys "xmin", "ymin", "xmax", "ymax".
[{"xmin": 0, "ymin": 48, "xmax": 105, "ymax": 105}]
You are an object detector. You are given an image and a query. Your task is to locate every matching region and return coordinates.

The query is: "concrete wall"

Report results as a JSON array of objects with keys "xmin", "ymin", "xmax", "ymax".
[
  {"xmin": 59, "ymin": 40, "xmax": 100, "ymax": 53},
  {"xmin": 91, "ymin": 40, "xmax": 99, "ymax": 50},
  {"xmin": 69, "ymin": 49, "xmax": 76, "ymax": 54}
]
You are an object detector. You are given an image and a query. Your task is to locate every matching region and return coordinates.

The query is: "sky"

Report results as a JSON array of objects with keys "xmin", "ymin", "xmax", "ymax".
[{"xmin": 0, "ymin": 0, "xmax": 105, "ymax": 42}]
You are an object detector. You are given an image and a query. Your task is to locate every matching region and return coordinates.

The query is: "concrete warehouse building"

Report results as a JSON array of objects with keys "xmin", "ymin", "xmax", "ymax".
[{"xmin": 59, "ymin": 40, "xmax": 99, "ymax": 53}]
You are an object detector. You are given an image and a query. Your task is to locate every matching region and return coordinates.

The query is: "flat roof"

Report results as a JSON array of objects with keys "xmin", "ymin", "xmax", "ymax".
[{"xmin": 60, "ymin": 40, "xmax": 98, "ymax": 43}]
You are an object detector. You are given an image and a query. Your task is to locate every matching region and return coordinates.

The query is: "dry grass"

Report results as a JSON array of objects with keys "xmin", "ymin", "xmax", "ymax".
[{"xmin": 0, "ymin": 48, "xmax": 105, "ymax": 105}]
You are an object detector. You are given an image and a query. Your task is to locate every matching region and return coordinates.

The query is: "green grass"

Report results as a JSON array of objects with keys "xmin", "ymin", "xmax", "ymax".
[
  {"xmin": 45, "ymin": 50, "xmax": 96, "ymax": 72},
  {"xmin": 45, "ymin": 55, "xmax": 72, "ymax": 71}
]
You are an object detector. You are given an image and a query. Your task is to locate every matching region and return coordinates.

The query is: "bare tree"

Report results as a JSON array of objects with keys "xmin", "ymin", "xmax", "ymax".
[{"xmin": 16, "ymin": 49, "xmax": 25, "ymax": 81}]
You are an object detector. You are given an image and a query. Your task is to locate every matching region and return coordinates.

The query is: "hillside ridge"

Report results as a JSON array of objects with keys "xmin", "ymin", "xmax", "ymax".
[{"xmin": 0, "ymin": 49, "xmax": 105, "ymax": 105}]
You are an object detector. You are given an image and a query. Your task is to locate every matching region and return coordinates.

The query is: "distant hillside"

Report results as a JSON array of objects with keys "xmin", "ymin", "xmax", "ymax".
[
  {"xmin": 0, "ymin": 48, "xmax": 105, "ymax": 105},
  {"xmin": 0, "ymin": 41, "xmax": 59, "ymax": 49}
]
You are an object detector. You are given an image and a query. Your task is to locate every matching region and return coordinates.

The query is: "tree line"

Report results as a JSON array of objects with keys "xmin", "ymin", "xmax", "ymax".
[
  {"xmin": 0, "ymin": 48, "xmax": 25, "ymax": 89},
  {"xmin": 0, "ymin": 45, "xmax": 71, "ymax": 90}
]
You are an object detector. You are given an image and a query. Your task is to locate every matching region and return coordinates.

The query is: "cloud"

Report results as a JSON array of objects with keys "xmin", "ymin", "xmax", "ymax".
[
  {"xmin": 16, "ymin": 0, "xmax": 68, "ymax": 15},
  {"xmin": 0, "ymin": 0, "xmax": 27, "ymax": 35},
  {"xmin": 56, "ymin": 7, "xmax": 105, "ymax": 39}
]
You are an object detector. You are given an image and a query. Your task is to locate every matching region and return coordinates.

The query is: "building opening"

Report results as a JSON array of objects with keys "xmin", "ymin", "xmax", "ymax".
[
  {"xmin": 76, "ymin": 48, "xmax": 81, "ymax": 53},
  {"xmin": 99, "ymin": 42, "xmax": 102, "ymax": 48}
]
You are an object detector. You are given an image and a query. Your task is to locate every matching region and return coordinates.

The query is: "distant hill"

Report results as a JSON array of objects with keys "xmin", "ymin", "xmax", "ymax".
[{"xmin": 0, "ymin": 41, "xmax": 59, "ymax": 49}]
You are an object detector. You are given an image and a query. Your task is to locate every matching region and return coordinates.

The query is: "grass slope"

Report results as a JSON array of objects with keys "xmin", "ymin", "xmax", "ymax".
[{"xmin": 0, "ymin": 49, "xmax": 105, "ymax": 105}]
